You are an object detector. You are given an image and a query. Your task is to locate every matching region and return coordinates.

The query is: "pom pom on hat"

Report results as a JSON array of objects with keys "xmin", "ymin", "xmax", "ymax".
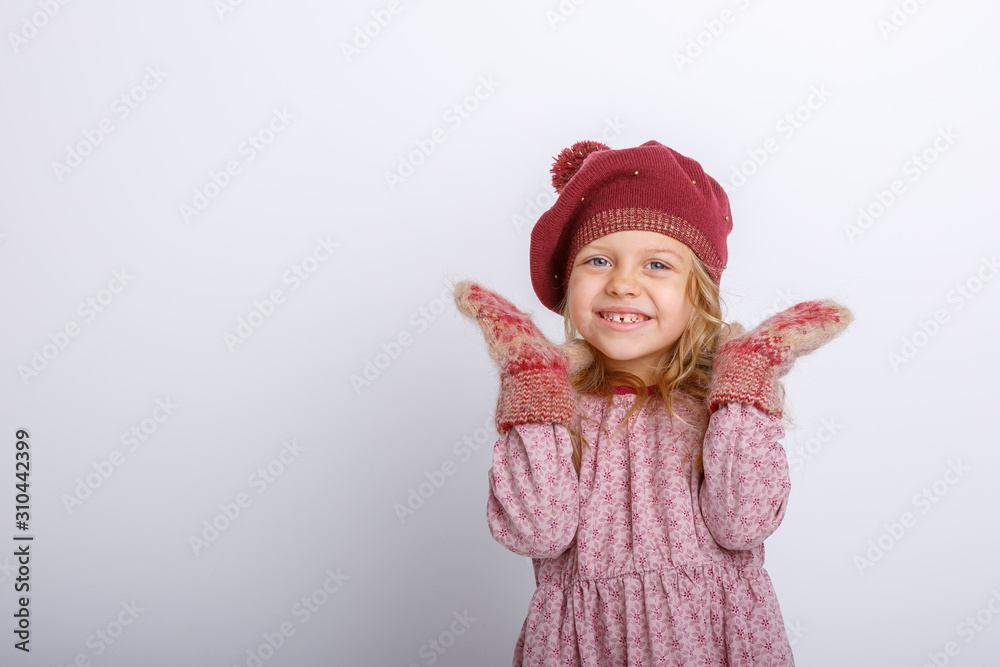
[{"xmin": 550, "ymin": 140, "xmax": 610, "ymax": 193}]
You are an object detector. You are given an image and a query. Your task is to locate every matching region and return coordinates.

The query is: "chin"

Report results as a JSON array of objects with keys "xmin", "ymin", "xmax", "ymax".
[{"xmin": 597, "ymin": 348, "xmax": 638, "ymax": 363}]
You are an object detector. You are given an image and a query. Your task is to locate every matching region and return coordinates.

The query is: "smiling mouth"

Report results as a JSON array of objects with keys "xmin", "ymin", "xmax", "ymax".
[{"xmin": 599, "ymin": 312, "xmax": 651, "ymax": 324}]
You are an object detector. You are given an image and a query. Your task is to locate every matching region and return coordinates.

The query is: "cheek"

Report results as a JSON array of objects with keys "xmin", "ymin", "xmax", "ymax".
[
  {"xmin": 568, "ymin": 300, "xmax": 584, "ymax": 331},
  {"xmin": 675, "ymin": 301, "xmax": 694, "ymax": 333},
  {"xmin": 566, "ymin": 281, "xmax": 586, "ymax": 323},
  {"xmin": 659, "ymin": 293, "xmax": 692, "ymax": 327}
]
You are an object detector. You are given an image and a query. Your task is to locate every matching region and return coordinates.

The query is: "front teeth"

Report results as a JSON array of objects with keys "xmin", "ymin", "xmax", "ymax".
[{"xmin": 601, "ymin": 312, "xmax": 649, "ymax": 324}]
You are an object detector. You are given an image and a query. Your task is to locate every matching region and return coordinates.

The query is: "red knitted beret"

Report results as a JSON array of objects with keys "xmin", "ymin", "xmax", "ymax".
[{"xmin": 529, "ymin": 140, "xmax": 733, "ymax": 315}]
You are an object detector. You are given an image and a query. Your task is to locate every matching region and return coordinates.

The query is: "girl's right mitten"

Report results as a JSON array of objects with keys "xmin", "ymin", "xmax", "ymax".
[{"xmin": 453, "ymin": 280, "xmax": 576, "ymax": 434}]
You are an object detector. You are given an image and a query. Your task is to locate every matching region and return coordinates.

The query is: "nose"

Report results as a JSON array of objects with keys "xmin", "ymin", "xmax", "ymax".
[{"xmin": 607, "ymin": 268, "xmax": 640, "ymax": 298}]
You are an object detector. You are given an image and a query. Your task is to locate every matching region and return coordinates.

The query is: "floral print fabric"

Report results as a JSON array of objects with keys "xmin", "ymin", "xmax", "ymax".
[{"xmin": 487, "ymin": 390, "xmax": 795, "ymax": 666}]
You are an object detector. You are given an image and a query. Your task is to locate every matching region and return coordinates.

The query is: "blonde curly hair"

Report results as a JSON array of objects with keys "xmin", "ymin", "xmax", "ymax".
[{"xmin": 556, "ymin": 248, "xmax": 740, "ymax": 475}]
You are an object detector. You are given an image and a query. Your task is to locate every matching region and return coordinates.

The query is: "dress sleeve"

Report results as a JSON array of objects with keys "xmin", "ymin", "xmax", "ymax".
[
  {"xmin": 699, "ymin": 402, "xmax": 791, "ymax": 551},
  {"xmin": 486, "ymin": 422, "xmax": 579, "ymax": 558}
]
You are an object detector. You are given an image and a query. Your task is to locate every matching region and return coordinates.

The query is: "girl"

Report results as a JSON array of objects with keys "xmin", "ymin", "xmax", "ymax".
[{"xmin": 453, "ymin": 140, "xmax": 852, "ymax": 666}]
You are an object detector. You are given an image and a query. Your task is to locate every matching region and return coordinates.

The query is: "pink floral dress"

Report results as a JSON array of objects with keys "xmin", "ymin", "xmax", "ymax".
[{"xmin": 487, "ymin": 385, "xmax": 795, "ymax": 666}]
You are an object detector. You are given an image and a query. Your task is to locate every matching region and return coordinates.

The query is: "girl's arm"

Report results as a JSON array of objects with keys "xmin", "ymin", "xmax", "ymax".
[
  {"xmin": 453, "ymin": 281, "xmax": 583, "ymax": 558},
  {"xmin": 487, "ymin": 422, "xmax": 579, "ymax": 558},
  {"xmin": 701, "ymin": 300, "xmax": 854, "ymax": 551},
  {"xmin": 699, "ymin": 402, "xmax": 790, "ymax": 550}
]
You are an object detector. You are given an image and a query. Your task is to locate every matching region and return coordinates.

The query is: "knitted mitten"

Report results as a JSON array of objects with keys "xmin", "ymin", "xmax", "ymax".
[
  {"xmin": 454, "ymin": 280, "xmax": 577, "ymax": 434},
  {"xmin": 707, "ymin": 300, "xmax": 854, "ymax": 417}
]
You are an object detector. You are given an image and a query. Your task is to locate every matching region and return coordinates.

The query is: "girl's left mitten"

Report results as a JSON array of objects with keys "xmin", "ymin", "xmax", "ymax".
[
  {"xmin": 707, "ymin": 300, "xmax": 854, "ymax": 417},
  {"xmin": 453, "ymin": 280, "xmax": 576, "ymax": 434}
]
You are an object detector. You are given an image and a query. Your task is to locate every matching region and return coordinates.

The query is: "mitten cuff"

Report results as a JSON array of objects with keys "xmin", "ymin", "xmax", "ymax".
[
  {"xmin": 496, "ymin": 362, "xmax": 577, "ymax": 434},
  {"xmin": 707, "ymin": 349, "xmax": 782, "ymax": 417}
]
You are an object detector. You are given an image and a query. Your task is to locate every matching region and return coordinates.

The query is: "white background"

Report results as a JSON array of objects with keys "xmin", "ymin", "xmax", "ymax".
[{"xmin": 1, "ymin": 1, "xmax": 999, "ymax": 665}]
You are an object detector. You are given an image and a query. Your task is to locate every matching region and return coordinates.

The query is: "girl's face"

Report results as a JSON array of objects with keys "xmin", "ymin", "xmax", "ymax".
[{"xmin": 567, "ymin": 230, "xmax": 694, "ymax": 385}]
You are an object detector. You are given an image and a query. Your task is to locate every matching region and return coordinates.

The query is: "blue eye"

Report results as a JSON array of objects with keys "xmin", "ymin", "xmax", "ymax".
[{"xmin": 586, "ymin": 258, "xmax": 671, "ymax": 270}]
